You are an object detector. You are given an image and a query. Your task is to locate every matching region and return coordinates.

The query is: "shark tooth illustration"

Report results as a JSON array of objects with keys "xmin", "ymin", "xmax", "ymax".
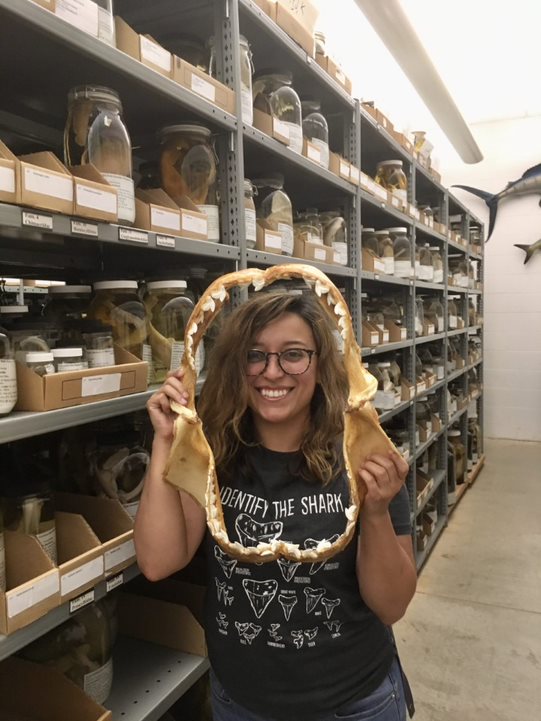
[
  {"xmin": 224, "ymin": 591, "xmax": 234, "ymax": 606},
  {"xmin": 304, "ymin": 535, "xmax": 340, "ymax": 574},
  {"xmin": 304, "ymin": 627, "xmax": 319, "ymax": 642},
  {"xmin": 304, "ymin": 587, "xmax": 325, "ymax": 614},
  {"xmin": 268, "ymin": 623, "xmax": 282, "ymax": 642},
  {"xmin": 321, "ymin": 597, "xmax": 341, "ymax": 619},
  {"xmin": 235, "ymin": 514, "xmax": 283, "ymax": 547},
  {"xmin": 291, "ymin": 630, "xmax": 304, "ymax": 649},
  {"xmin": 243, "ymin": 623, "xmax": 262, "ymax": 645},
  {"xmin": 277, "ymin": 557, "xmax": 301, "ymax": 582},
  {"xmin": 278, "ymin": 591, "xmax": 298, "ymax": 621},
  {"xmin": 216, "ymin": 578, "xmax": 227, "ymax": 601},
  {"xmin": 242, "ymin": 579, "xmax": 278, "ymax": 619},
  {"xmin": 324, "ymin": 620, "xmax": 343, "ymax": 634},
  {"xmin": 235, "ymin": 621, "xmax": 249, "ymax": 636},
  {"xmin": 217, "ymin": 613, "xmax": 228, "ymax": 630},
  {"xmin": 214, "ymin": 545, "xmax": 238, "ymax": 578}
]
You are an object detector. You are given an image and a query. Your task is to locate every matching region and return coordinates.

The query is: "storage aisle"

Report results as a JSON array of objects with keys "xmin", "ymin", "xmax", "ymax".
[{"xmin": 395, "ymin": 438, "xmax": 541, "ymax": 721}]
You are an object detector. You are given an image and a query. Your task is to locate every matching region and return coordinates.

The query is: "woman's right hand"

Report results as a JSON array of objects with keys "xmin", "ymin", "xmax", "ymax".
[{"xmin": 146, "ymin": 369, "xmax": 189, "ymax": 442}]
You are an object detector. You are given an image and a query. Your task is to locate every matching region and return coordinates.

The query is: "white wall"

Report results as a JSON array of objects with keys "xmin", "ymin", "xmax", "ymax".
[{"xmin": 440, "ymin": 116, "xmax": 541, "ymax": 441}]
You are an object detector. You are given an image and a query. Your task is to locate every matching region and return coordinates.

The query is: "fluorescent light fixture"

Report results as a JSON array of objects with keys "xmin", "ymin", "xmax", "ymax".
[{"xmin": 354, "ymin": 0, "xmax": 483, "ymax": 163}]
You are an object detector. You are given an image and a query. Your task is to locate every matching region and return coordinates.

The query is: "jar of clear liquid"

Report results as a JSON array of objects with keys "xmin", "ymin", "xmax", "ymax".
[
  {"xmin": 375, "ymin": 229, "xmax": 395, "ymax": 275},
  {"xmin": 253, "ymin": 173, "xmax": 294, "ymax": 256},
  {"xmin": 387, "ymin": 227, "xmax": 412, "ymax": 278},
  {"xmin": 209, "ymin": 34, "xmax": 254, "ymax": 124},
  {"xmin": 253, "ymin": 69, "xmax": 303, "ymax": 154},
  {"xmin": 0, "ymin": 328, "xmax": 17, "ymax": 415},
  {"xmin": 301, "ymin": 99, "xmax": 329, "ymax": 169}
]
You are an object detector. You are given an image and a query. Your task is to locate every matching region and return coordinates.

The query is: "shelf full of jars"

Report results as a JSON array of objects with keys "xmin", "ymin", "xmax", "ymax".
[{"xmin": 0, "ymin": 0, "xmax": 484, "ymax": 719}]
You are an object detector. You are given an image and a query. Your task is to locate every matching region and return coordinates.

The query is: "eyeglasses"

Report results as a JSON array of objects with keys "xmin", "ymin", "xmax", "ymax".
[{"xmin": 246, "ymin": 348, "xmax": 317, "ymax": 376}]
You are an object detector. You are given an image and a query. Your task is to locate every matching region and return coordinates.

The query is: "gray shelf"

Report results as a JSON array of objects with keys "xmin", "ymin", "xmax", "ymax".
[
  {"xmin": 417, "ymin": 378, "xmax": 446, "ymax": 396},
  {"xmin": 447, "ymin": 328, "xmax": 467, "ymax": 337},
  {"xmin": 246, "ymin": 249, "xmax": 356, "ymax": 277},
  {"xmin": 379, "ymin": 399, "xmax": 412, "ymax": 424},
  {"xmin": 0, "ymin": 564, "xmax": 140, "ymax": 662},
  {"xmin": 447, "ymin": 367, "xmax": 468, "ymax": 383},
  {"xmin": 469, "ymin": 250, "xmax": 483, "ymax": 261},
  {"xmin": 416, "ymin": 469, "xmax": 446, "ymax": 516},
  {"xmin": 469, "ymin": 358, "xmax": 483, "ymax": 368},
  {"xmin": 415, "ymin": 280, "xmax": 445, "ymax": 291},
  {"xmin": 448, "ymin": 406, "xmax": 468, "ymax": 426},
  {"xmin": 447, "ymin": 191, "xmax": 484, "ymax": 226},
  {"xmin": 359, "ymin": 108, "xmax": 410, "ymax": 162},
  {"xmin": 415, "ymin": 332, "xmax": 446, "ymax": 345},
  {"xmin": 361, "ymin": 271, "xmax": 412, "ymax": 287},
  {"xmin": 414, "ymin": 223, "xmax": 448, "ymax": 243},
  {"xmin": 415, "ymin": 163, "xmax": 446, "ymax": 195},
  {"xmin": 106, "ymin": 636, "xmax": 209, "ymax": 721},
  {"xmin": 468, "ymin": 288, "xmax": 483, "ymax": 295},
  {"xmin": 362, "ymin": 338, "xmax": 412, "ymax": 356},
  {"xmin": 468, "ymin": 325, "xmax": 483, "ymax": 334},
  {"xmin": 414, "ymin": 427, "xmax": 445, "ymax": 460},
  {"xmin": 359, "ymin": 189, "xmax": 413, "ymax": 225},
  {"xmin": 447, "ymin": 237, "xmax": 468, "ymax": 254},
  {"xmin": 416, "ymin": 515, "xmax": 447, "ymax": 570}
]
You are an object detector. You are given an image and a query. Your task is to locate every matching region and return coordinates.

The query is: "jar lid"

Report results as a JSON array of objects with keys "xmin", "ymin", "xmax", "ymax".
[
  {"xmin": 244, "ymin": 179, "xmax": 254, "ymax": 193},
  {"xmin": 68, "ymin": 85, "xmax": 121, "ymax": 105},
  {"xmin": 93, "ymin": 280, "xmax": 139, "ymax": 290},
  {"xmin": 377, "ymin": 361, "xmax": 391, "ymax": 367},
  {"xmin": 361, "ymin": 228, "xmax": 375, "ymax": 233},
  {"xmin": 252, "ymin": 173, "xmax": 285, "ymax": 189},
  {"xmin": 158, "ymin": 124, "xmax": 212, "ymax": 141},
  {"xmin": 0, "ymin": 305, "xmax": 28, "ymax": 314},
  {"xmin": 52, "ymin": 347, "xmax": 84, "ymax": 358},
  {"xmin": 146, "ymin": 280, "xmax": 188, "ymax": 290},
  {"xmin": 26, "ymin": 352, "xmax": 54, "ymax": 362},
  {"xmin": 385, "ymin": 227, "xmax": 408, "ymax": 234},
  {"xmin": 377, "ymin": 159, "xmax": 404, "ymax": 167},
  {"xmin": 448, "ymin": 430, "xmax": 462, "ymax": 437},
  {"xmin": 374, "ymin": 230, "xmax": 391, "ymax": 236},
  {"xmin": 48, "ymin": 285, "xmax": 92, "ymax": 295}
]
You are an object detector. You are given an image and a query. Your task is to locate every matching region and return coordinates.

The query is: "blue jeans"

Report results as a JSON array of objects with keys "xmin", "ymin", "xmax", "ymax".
[{"xmin": 210, "ymin": 657, "xmax": 407, "ymax": 721}]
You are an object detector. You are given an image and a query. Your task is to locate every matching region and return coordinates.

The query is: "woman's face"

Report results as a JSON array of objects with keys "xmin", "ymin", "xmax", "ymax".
[{"xmin": 246, "ymin": 312, "xmax": 318, "ymax": 433}]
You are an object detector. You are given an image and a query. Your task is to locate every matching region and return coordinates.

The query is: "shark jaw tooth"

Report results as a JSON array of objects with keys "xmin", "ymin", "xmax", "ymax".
[
  {"xmin": 334, "ymin": 301, "xmax": 347, "ymax": 317},
  {"xmin": 345, "ymin": 504, "xmax": 357, "ymax": 522},
  {"xmin": 252, "ymin": 278, "xmax": 266, "ymax": 292},
  {"xmin": 314, "ymin": 279, "xmax": 329, "ymax": 297},
  {"xmin": 211, "ymin": 286, "xmax": 227, "ymax": 302},
  {"xmin": 201, "ymin": 296, "xmax": 216, "ymax": 313}
]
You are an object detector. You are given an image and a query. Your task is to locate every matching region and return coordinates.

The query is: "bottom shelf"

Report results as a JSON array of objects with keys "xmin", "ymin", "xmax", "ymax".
[
  {"xmin": 448, "ymin": 482, "xmax": 468, "ymax": 517},
  {"xmin": 106, "ymin": 636, "xmax": 209, "ymax": 721},
  {"xmin": 468, "ymin": 454, "xmax": 486, "ymax": 485},
  {"xmin": 416, "ymin": 516, "xmax": 446, "ymax": 570}
]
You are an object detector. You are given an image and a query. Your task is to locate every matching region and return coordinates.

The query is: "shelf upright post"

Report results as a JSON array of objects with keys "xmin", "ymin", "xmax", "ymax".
[{"xmin": 346, "ymin": 100, "xmax": 361, "ymax": 338}]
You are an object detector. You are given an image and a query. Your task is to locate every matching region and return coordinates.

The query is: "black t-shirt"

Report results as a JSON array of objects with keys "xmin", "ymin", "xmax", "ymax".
[{"xmin": 204, "ymin": 446, "xmax": 411, "ymax": 721}]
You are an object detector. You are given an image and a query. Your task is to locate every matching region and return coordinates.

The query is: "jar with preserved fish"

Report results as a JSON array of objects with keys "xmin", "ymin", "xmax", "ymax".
[
  {"xmin": 375, "ymin": 159, "xmax": 408, "ymax": 206},
  {"xmin": 320, "ymin": 211, "xmax": 347, "ymax": 266},
  {"xmin": 387, "ymin": 227, "xmax": 411, "ymax": 278},
  {"xmin": 375, "ymin": 229, "xmax": 394, "ymax": 275},
  {"xmin": 301, "ymin": 99, "xmax": 329, "ymax": 169},
  {"xmin": 253, "ymin": 69, "xmax": 303, "ymax": 154},
  {"xmin": 209, "ymin": 34, "xmax": 253, "ymax": 124},
  {"xmin": 253, "ymin": 174, "xmax": 294, "ymax": 256}
]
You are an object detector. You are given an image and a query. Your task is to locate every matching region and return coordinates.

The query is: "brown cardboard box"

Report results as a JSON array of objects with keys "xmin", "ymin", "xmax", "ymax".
[
  {"xmin": 172, "ymin": 56, "xmax": 235, "ymax": 114},
  {"xmin": 277, "ymin": 0, "xmax": 319, "ymax": 35},
  {"xmin": 71, "ymin": 165, "xmax": 118, "ymax": 223},
  {"xmin": 56, "ymin": 512, "xmax": 104, "ymax": 603},
  {"xmin": 268, "ymin": 1, "xmax": 315, "ymax": 56},
  {"xmin": 315, "ymin": 53, "xmax": 352, "ymax": 94},
  {"xmin": 135, "ymin": 188, "xmax": 208, "ymax": 240},
  {"xmin": 329, "ymin": 152, "xmax": 351, "ymax": 181},
  {"xmin": 0, "ymin": 657, "xmax": 111, "ymax": 720},
  {"xmin": 294, "ymin": 235, "xmax": 333, "ymax": 264},
  {"xmin": 252, "ymin": 0, "xmax": 273, "ymax": 14},
  {"xmin": 0, "ymin": 531, "xmax": 60, "ymax": 635},
  {"xmin": 0, "ymin": 140, "xmax": 19, "ymax": 204},
  {"xmin": 362, "ymin": 320, "xmax": 379, "ymax": 347},
  {"xmin": 18, "ymin": 151, "xmax": 74, "ymax": 214},
  {"xmin": 384, "ymin": 320, "xmax": 407, "ymax": 342},
  {"xmin": 416, "ymin": 473, "xmax": 434, "ymax": 507},
  {"xmin": 15, "ymin": 346, "xmax": 147, "ymax": 412},
  {"xmin": 253, "ymin": 108, "xmax": 291, "ymax": 147},
  {"xmin": 302, "ymin": 138, "xmax": 327, "ymax": 168},
  {"xmin": 401, "ymin": 379, "xmax": 414, "ymax": 401},
  {"xmin": 55, "ymin": 494, "xmax": 135, "ymax": 576},
  {"xmin": 417, "ymin": 530, "xmax": 428, "ymax": 550},
  {"xmin": 31, "ymin": 0, "xmax": 55, "ymax": 9},
  {"xmin": 115, "ymin": 16, "xmax": 172, "ymax": 77},
  {"xmin": 422, "ymin": 513, "xmax": 436, "ymax": 536},
  {"xmin": 256, "ymin": 222, "xmax": 282, "ymax": 253},
  {"xmin": 362, "ymin": 248, "xmax": 385, "ymax": 274},
  {"xmin": 349, "ymin": 164, "xmax": 361, "ymax": 186}
]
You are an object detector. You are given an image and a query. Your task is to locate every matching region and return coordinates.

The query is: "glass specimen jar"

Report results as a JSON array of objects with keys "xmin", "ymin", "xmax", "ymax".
[
  {"xmin": 64, "ymin": 85, "xmax": 135, "ymax": 224},
  {"xmin": 425, "ymin": 298, "xmax": 445, "ymax": 333},
  {"xmin": 137, "ymin": 160, "xmax": 161, "ymax": 190},
  {"xmin": 253, "ymin": 69, "xmax": 303, "ymax": 154},
  {"xmin": 373, "ymin": 361, "xmax": 394, "ymax": 410},
  {"xmin": 418, "ymin": 244, "xmax": 434, "ymax": 281},
  {"xmin": 88, "ymin": 281, "xmax": 150, "ymax": 368},
  {"xmin": 253, "ymin": 173, "xmax": 294, "ymax": 256},
  {"xmin": 144, "ymin": 280, "xmax": 196, "ymax": 383},
  {"xmin": 375, "ymin": 159, "xmax": 408, "ymax": 205},
  {"xmin": 80, "ymin": 320, "xmax": 115, "ymax": 368},
  {"xmin": 244, "ymin": 179, "xmax": 257, "ymax": 249},
  {"xmin": 295, "ymin": 207, "xmax": 322, "ymax": 243},
  {"xmin": 25, "ymin": 351, "xmax": 56, "ymax": 376},
  {"xmin": 2, "ymin": 478, "xmax": 57, "ymax": 563},
  {"xmin": 301, "ymin": 99, "xmax": 329, "ymax": 168},
  {"xmin": 0, "ymin": 327, "xmax": 17, "ymax": 416},
  {"xmin": 430, "ymin": 245, "xmax": 443, "ymax": 283},
  {"xmin": 158, "ymin": 123, "xmax": 219, "ymax": 241},
  {"xmin": 448, "ymin": 297, "xmax": 459, "ymax": 330},
  {"xmin": 164, "ymin": 33, "xmax": 208, "ymax": 71},
  {"xmin": 448, "ymin": 430, "xmax": 466, "ymax": 483},
  {"xmin": 52, "ymin": 347, "xmax": 88, "ymax": 372},
  {"xmin": 320, "ymin": 211, "xmax": 348, "ymax": 266},
  {"xmin": 375, "ymin": 229, "xmax": 395, "ymax": 275},
  {"xmin": 361, "ymin": 228, "xmax": 379, "ymax": 254},
  {"xmin": 415, "ymin": 298, "xmax": 424, "ymax": 337},
  {"xmin": 45, "ymin": 285, "xmax": 91, "ymax": 324},
  {"xmin": 209, "ymin": 34, "xmax": 254, "ymax": 124},
  {"xmin": 386, "ymin": 227, "xmax": 411, "ymax": 278}
]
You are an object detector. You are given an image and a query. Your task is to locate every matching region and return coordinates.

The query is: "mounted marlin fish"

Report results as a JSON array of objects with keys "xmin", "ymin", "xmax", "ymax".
[{"xmin": 452, "ymin": 163, "xmax": 541, "ymax": 241}]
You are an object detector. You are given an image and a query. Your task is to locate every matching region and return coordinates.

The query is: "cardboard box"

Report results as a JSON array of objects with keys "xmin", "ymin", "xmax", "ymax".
[
  {"xmin": 315, "ymin": 53, "xmax": 352, "ymax": 94},
  {"xmin": 416, "ymin": 473, "xmax": 434, "ymax": 507},
  {"xmin": 115, "ymin": 16, "xmax": 172, "ymax": 77},
  {"xmin": 0, "ymin": 657, "xmax": 111, "ymax": 720},
  {"xmin": 18, "ymin": 151, "xmax": 74, "ymax": 215},
  {"xmin": 55, "ymin": 0, "xmax": 105, "ymax": 41},
  {"xmin": 15, "ymin": 346, "xmax": 147, "ymax": 412},
  {"xmin": 362, "ymin": 320, "xmax": 379, "ymax": 347},
  {"xmin": 252, "ymin": 0, "xmax": 273, "ymax": 14},
  {"xmin": 173, "ymin": 56, "xmax": 235, "ymax": 114},
  {"xmin": 417, "ymin": 530, "xmax": 428, "ymax": 551},
  {"xmin": 0, "ymin": 531, "xmax": 60, "ymax": 635},
  {"xmin": 329, "ymin": 152, "xmax": 351, "ymax": 181},
  {"xmin": 401, "ymin": 379, "xmax": 414, "ymax": 401},
  {"xmin": 269, "ymin": 1, "xmax": 315, "ymax": 56},
  {"xmin": 56, "ymin": 512, "xmax": 104, "ymax": 603},
  {"xmin": 31, "ymin": 0, "xmax": 55, "ymax": 9},
  {"xmin": 277, "ymin": 0, "xmax": 319, "ymax": 35},
  {"xmin": 384, "ymin": 320, "xmax": 407, "ymax": 342},
  {"xmin": 55, "ymin": 493, "xmax": 135, "ymax": 576},
  {"xmin": 135, "ymin": 188, "xmax": 208, "ymax": 240},
  {"xmin": 253, "ymin": 108, "xmax": 300, "ymax": 151},
  {"xmin": 362, "ymin": 248, "xmax": 385, "ymax": 274},
  {"xmin": 256, "ymin": 222, "xmax": 282, "ymax": 253},
  {"xmin": 302, "ymin": 138, "xmax": 328, "ymax": 168},
  {"xmin": 293, "ymin": 235, "xmax": 333, "ymax": 264},
  {"xmin": 431, "ymin": 414, "xmax": 442, "ymax": 433},
  {"xmin": 71, "ymin": 165, "xmax": 118, "ymax": 223},
  {"xmin": 349, "ymin": 164, "xmax": 361, "ymax": 186},
  {"xmin": 0, "ymin": 140, "xmax": 19, "ymax": 204},
  {"xmin": 422, "ymin": 513, "xmax": 436, "ymax": 536}
]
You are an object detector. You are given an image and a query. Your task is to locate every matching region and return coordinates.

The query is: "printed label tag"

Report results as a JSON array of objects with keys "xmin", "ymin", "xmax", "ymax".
[
  {"xmin": 71, "ymin": 220, "xmax": 98, "ymax": 236},
  {"xmin": 156, "ymin": 234, "xmax": 176, "ymax": 248},
  {"xmin": 0, "ymin": 166, "xmax": 15, "ymax": 193},
  {"xmin": 182, "ymin": 212, "xmax": 208, "ymax": 236},
  {"xmin": 272, "ymin": 118, "xmax": 290, "ymax": 141},
  {"xmin": 140, "ymin": 36, "xmax": 171, "ymax": 73},
  {"xmin": 69, "ymin": 589, "xmax": 95, "ymax": 614},
  {"xmin": 61, "ymin": 557, "xmax": 104, "ymax": 596},
  {"xmin": 119, "ymin": 227, "xmax": 148, "ymax": 244},
  {"xmin": 104, "ymin": 539, "xmax": 136, "ymax": 571},
  {"xmin": 56, "ymin": 0, "xmax": 99, "ymax": 37},
  {"xmin": 151, "ymin": 206, "xmax": 180, "ymax": 231},
  {"xmin": 191, "ymin": 73, "xmax": 216, "ymax": 102},
  {"xmin": 306, "ymin": 141, "xmax": 321, "ymax": 164},
  {"xmin": 75, "ymin": 183, "xmax": 117, "ymax": 214},
  {"xmin": 24, "ymin": 166, "xmax": 73, "ymax": 201},
  {"xmin": 22, "ymin": 211, "xmax": 53, "ymax": 230},
  {"xmin": 106, "ymin": 572, "xmax": 124, "ymax": 593},
  {"xmin": 81, "ymin": 373, "xmax": 121, "ymax": 397}
]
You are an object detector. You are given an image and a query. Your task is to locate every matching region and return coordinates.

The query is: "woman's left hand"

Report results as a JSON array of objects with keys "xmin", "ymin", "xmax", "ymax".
[{"xmin": 358, "ymin": 452, "xmax": 409, "ymax": 519}]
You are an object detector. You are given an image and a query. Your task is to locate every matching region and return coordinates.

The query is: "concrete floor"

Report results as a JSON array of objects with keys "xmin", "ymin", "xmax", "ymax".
[{"xmin": 395, "ymin": 438, "xmax": 541, "ymax": 721}]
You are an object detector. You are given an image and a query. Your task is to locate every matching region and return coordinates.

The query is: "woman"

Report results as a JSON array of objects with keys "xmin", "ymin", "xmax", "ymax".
[{"xmin": 135, "ymin": 290, "xmax": 416, "ymax": 721}]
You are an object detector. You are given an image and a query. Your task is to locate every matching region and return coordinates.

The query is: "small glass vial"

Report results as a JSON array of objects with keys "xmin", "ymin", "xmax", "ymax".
[
  {"xmin": 252, "ymin": 69, "xmax": 303, "ymax": 154},
  {"xmin": 244, "ymin": 179, "xmax": 257, "ymax": 249},
  {"xmin": 0, "ymin": 328, "xmax": 17, "ymax": 416},
  {"xmin": 81, "ymin": 321, "xmax": 116, "ymax": 368},
  {"xmin": 253, "ymin": 173, "xmax": 294, "ymax": 256},
  {"xmin": 301, "ymin": 100, "xmax": 329, "ymax": 169},
  {"xmin": 418, "ymin": 244, "xmax": 434, "ymax": 281},
  {"xmin": 52, "ymin": 347, "xmax": 88, "ymax": 372},
  {"xmin": 375, "ymin": 229, "xmax": 395, "ymax": 275},
  {"xmin": 375, "ymin": 160, "xmax": 408, "ymax": 205},
  {"xmin": 430, "ymin": 246, "xmax": 443, "ymax": 283},
  {"xmin": 387, "ymin": 227, "xmax": 411, "ymax": 278},
  {"xmin": 25, "ymin": 352, "xmax": 56, "ymax": 376}
]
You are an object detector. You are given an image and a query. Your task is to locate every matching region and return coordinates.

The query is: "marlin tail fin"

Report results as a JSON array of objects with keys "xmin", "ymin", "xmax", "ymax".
[{"xmin": 452, "ymin": 184, "xmax": 499, "ymax": 241}]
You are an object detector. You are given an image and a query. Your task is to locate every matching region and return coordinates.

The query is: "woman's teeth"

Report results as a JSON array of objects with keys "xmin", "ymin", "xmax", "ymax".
[{"xmin": 259, "ymin": 389, "xmax": 289, "ymax": 399}]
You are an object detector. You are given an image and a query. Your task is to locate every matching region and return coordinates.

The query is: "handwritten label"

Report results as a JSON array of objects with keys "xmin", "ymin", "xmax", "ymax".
[
  {"xmin": 104, "ymin": 540, "xmax": 136, "ymax": 571},
  {"xmin": 24, "ymin": 166, "xmax": 73, "ymax": 201},
  {"xmin": 7, "ymin": 574, "xmax": 59, "ymax": 618},
  {"xmin": 151, "ymin": 207, "xmax": 180, "ymax": 231},
  {"xmin": 191, "ymin": 73, "xmax": 216, "ymax": 102},
  {"xmin": 61, "ymin": 557, "xmax": 104, "ymax": 596},
  {"xmin": 75, "ymin": 183, "xmax": 117, "ymax": 214},
  {"xmin": 140, "ymin": 36, "xmax": 171, "ymax": 73},
  {"xmin": 182, "ymin": 212, "xmax": 208, "ymax": 236}
]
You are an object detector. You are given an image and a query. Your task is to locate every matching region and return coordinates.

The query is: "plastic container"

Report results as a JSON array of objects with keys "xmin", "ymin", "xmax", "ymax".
[
  {"xmin": 252, "ymin": 174, "xmax": 294, "ymax": 256},
  {"xmin": 0, "ymin": 327, "xmax": 17, "ymax": 416},
  {"xmin": 88, "ymin": 281, "xmax": 150, "ymax": 368},
  {"xmin": 158, "ymin": 124, "xmax": 219, "ymax": 241},
  {"xmin": 430, "ymin": 246, "xmax": 443, "ymax": 283},
  {"xmin": 387, "ymin": 227, "xmax": 411, "ymax": 278},
  {"xmin": 244, "ymin": 179, "xmax": 257, "ymax": 249},
  {"xmin": 301, "ymin": 100, "xmax": 329, "ymax": 168},
  {"xmin": 64, "ymin": 85, "xmax": 135, "ymax": 224},
  {"xmin": 25, "ymin": 351, "xmax": 56, "ymax": 376},
  {"xmin": 253, "ymin": 69, "xmax": 303, "ymax": 154},
  {"xmin": 144, "ymin": 280, "xmax": 197, "ymax": 383},
  {"xmin": 80, "ymin": 321, "xmax": 116, "ymax": 368},
  {"xmin": 375, "ymin": 229, "xmax": 394, "ymax": 275},
  {"xmin": 320, "ymin": 211, "xmax": 348, "ymax": 266},
  {"xmin": 52, "ymin": 347, "xmax": 88, "ymax": 372},
  {"xmin": 418, "ymin": 244, "xmax": 434, "ymax": 281},
  {"xmin": 209, "ymin": 34, "xmax": 253, "ymax": 124},
  {"xmin": 375, "ymin": 159, "xmax": 408, "ymax": 205}
]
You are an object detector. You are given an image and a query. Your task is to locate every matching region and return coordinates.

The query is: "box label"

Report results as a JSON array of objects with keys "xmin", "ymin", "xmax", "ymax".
[
  {"xmin": 61, "ymin": 557, "xmax": 104, "ymax": 596},
  {"xmin": 104, "ymin": 539, "xmax": 136, "ymax": 571},
  {"xmin": 350, "ymin": 165, "xmax": 360, "ymax": 184},
  {"xmin": 272, "ymin": 117, "xmax": 290, "ymax": 141},
  {"xmin": 97, "ymin": 6, "xmax": 114, "ymax": 45},
  {"xmin": 332, "ymin": 241, "xmax": 348, "ymax": 266},
  {"xmin": 245, "ymin": 208, "xmax": 257, "ymax": 243},
  {"xmin": 119, "ymin": 227, "xmax": 148, "ymax": 244},
  {"xmin": 314, "ymin": 247, "xmax": 326, "ymax": 261},
  {"xmin": 75, "ymin": 183, "xmax": 117, "ymax": 214},
  {"xmin": 151, "ymin": 206, "xmax": 180, "ymax": 232},
  {"xmin": 24, "ymin": 166, "xmax": 73, "ymax": 201},
  {"xmin": 191, "ymin": 73, "xmax": 216, "ymax": 102},
  {"xmin": 265, "ymin": 231, "xmax": 282, "ymax": 251},
  {"xmin": 140, "ymin": 36, "xmax": 172, "ymax": 73},
  {"xmin": 278, "ymin": 222, "xmax": 293, "ymax": 255},
  {"xmin": 71, "ymin": 220, "xmax": 98, "ymax": 236},
  {"xmin": 106, "ymin": 572, "xmax": 124, "ymax": 592},
  {"xmin": 156, "ymin": 234, "xmax": 176, "ymax": 248},
  {"xmin": 306, "ymin": 141, "xmax": 321, "ymax": 164},
  {"xmin": 56, "ymin": 0, "xmax": 99, "ymax": 38},
  {"xmin": 339, "ymin": 160, "xmax": 349, "ymax": 178},
  {"xmin": 101, "ymin": 173, "xmax": 135, "ymax": 224},
  {"xmin": 182, "ymin": 212, "xmax": 208, "ymax": 236},
  {"xmin": 82, "ymin": 373, "xmax": 121, "ymax": 397},
  {"xmin": 22, "ymin": 211, "xmax": 53, "ymax": 230},
  {"xmin": 7, "ymin": 574, "xmax": 59, "ymax": 618},
  {"xmin": 335, "ymin": 67, "xmax": 346, "ymax": 85},
  {"xmin": 69, "ymin": 589, "xmax": 96, "ymax": 614},
  {"xmin": 0, "ymin": 166, "xmax": 15, "ymax": 193},
  {"xmin": 198, "ymin": 204, "xmax": 220, "ymax": 241}
]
